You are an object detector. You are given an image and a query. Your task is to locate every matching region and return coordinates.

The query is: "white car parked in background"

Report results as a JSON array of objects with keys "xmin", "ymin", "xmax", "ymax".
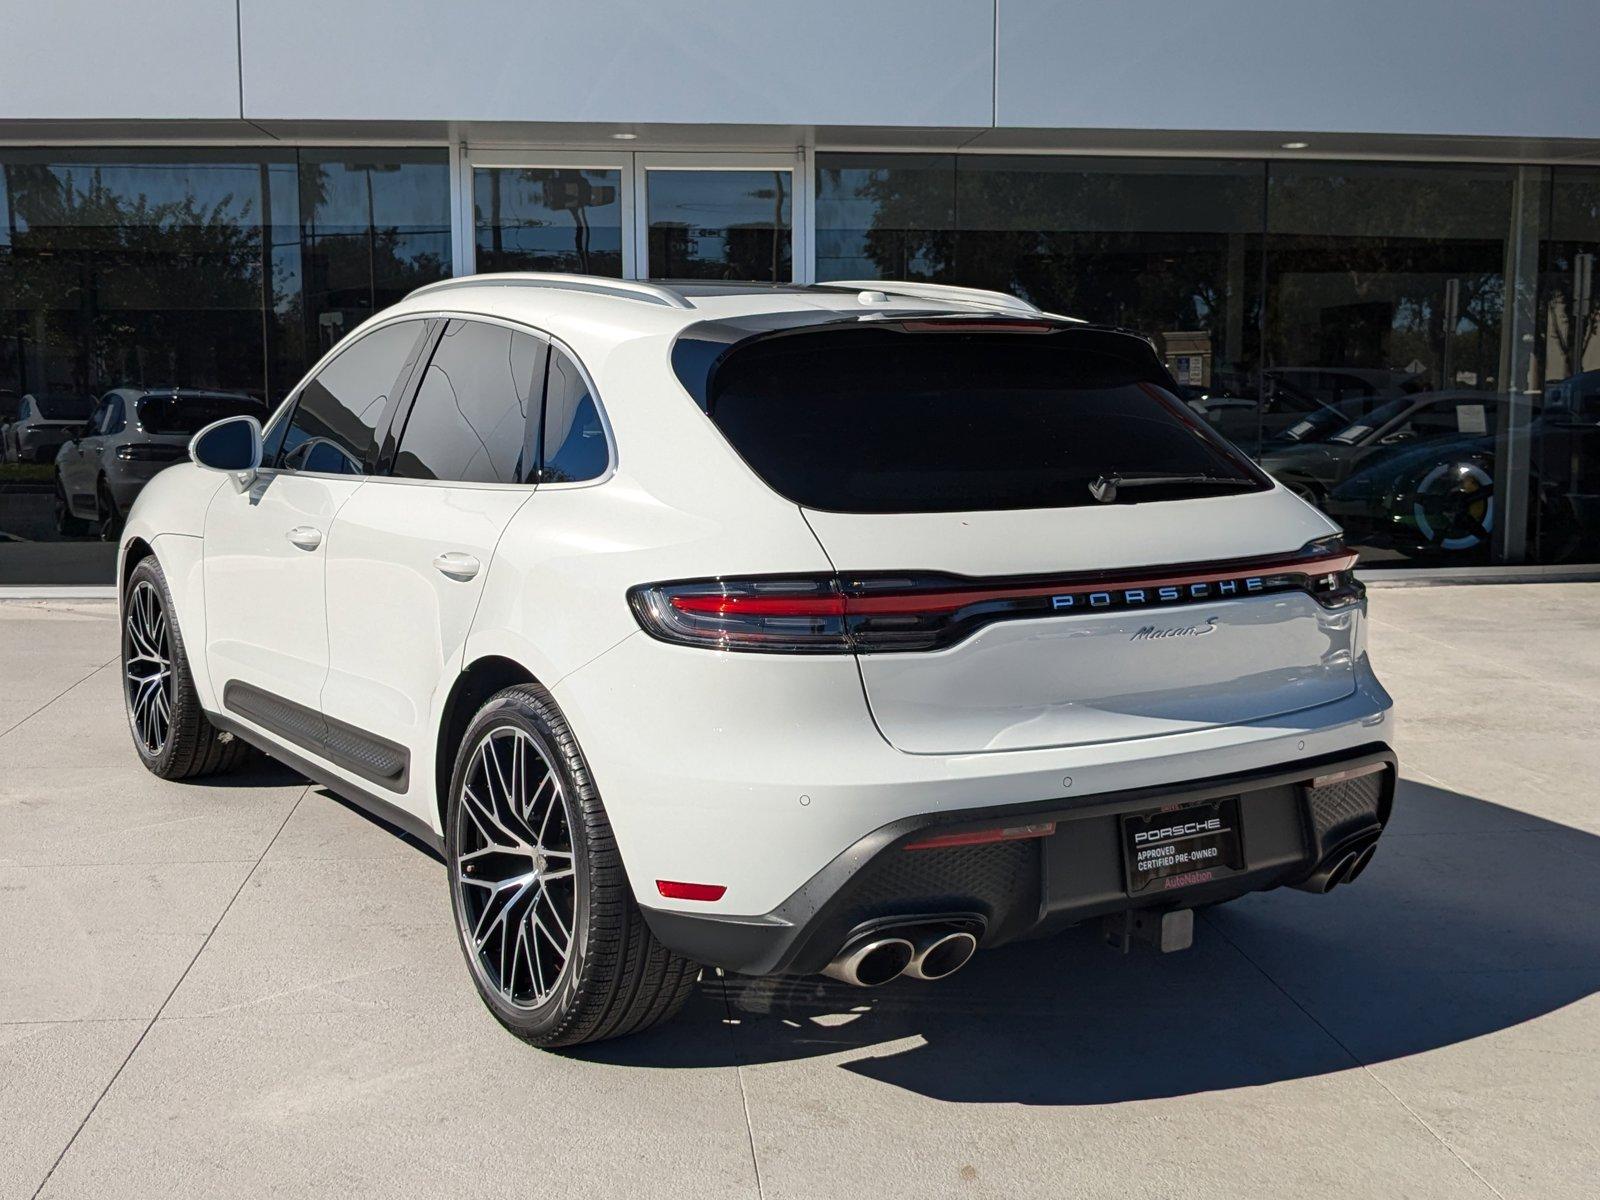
[
  {"xmin": 117, "ymin": 274, "xmax": 1396, "ymax": 1047},
  {"xmin": 56, "ymin": 387, "xmax": 265, "ymax": 538}
]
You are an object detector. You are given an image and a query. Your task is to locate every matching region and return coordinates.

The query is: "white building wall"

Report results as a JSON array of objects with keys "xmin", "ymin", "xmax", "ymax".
[
  {"xmin": 997, "ymin": 0, "xmax": 1600, "ymax": 139},
  {"xmin": 1, "ymin": 0, "xmax": 240, "ymax": 120},
  {"xmin": 237, "ymin": 0, "xmax": 995, "ymax": 127},
  {"xmin": 2, "ymin": 0, "xmax": 1596, "ymax": 141}
]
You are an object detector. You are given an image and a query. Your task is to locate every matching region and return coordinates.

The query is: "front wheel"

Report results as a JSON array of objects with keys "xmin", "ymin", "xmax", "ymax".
[
  {"xmin": 445, "ymin": 684, "xmax": 700, "ymax": 1047},
  {"xmin": 123, "ymin": 557, "xmax": 251, "ymax": 779}
]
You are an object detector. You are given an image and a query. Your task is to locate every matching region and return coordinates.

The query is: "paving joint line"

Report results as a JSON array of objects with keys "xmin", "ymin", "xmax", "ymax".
[
  {"xmin": 0, "ymin": 656, "xmax": 117, "ymax": 742},
  {"xmin": 1202, "ymin": 912, "xmax": 1508, "ymax": 1200},
  {"xmin": 717, "ymin": 976, "xmax": 767, "ymax": 1200},
  {"xmin": 26, "ymin": 783, "xmax": 310, "ymax": 1200}
]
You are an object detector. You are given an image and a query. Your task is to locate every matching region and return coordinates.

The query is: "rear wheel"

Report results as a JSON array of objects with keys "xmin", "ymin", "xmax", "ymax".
[
  {"xmin": 123, "ymin": 557, "xmax": 251, "ymax": 779},
  {"xmin": 97, "ymin": 479, "xmax": 124, "ymax": 542},
  {"xmin": 445, "ymin": 684, "xmax": 700, "ymax": 1047},
  {"xmin": 53, "ymin": 474, "xmax": 90, "ymax": 537}
]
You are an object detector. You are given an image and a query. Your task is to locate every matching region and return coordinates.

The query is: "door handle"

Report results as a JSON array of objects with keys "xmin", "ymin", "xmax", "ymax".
[
  {"xmin": 286, "ymin": 526, "xmax": 323, "ymax": 551},
  {"xmin": 432, "ymin": 551, "xmax": 481, "ymax": 581}
]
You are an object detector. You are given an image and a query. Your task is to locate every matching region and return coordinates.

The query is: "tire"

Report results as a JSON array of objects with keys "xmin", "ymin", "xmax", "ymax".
[
  {"xmin": 53, "ymin": 474, "xmax": 91, "ymax": 537},
  {"xmin": 123, "ymin": 556, "xmax": 252, "ymax": 780},
  {"xmin": 445, "ymin": 683, "xmax": 701, "ymax": 1047},
  {"xmin": 97, "ymin": 479, "xmax": 124, "ymax": 542}
]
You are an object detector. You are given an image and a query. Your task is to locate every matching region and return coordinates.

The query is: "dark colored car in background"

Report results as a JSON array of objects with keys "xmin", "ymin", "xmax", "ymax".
[{"xmin": 1259, "ymin": 391, "xmax": 1519, "ymax": 504}]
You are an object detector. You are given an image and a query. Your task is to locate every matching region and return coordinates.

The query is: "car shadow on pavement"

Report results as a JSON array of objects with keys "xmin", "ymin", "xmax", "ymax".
[{"xmin": 579, "ymin": 779, "xmax": 1600, "ymax": 1105}]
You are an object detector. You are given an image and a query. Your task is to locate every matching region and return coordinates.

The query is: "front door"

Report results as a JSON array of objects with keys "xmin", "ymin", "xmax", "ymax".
[{"xmin": 203, "ymin": 319, "xmax": 429, "ymax": 726}]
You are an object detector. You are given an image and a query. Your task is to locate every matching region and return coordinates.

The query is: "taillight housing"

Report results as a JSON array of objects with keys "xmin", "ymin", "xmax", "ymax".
[
  {"xmin": 628, "ymin": 537, "xmax": 1362, "ymax": 655},
  {"xmin": 627, "ymin": 576, "xmax": 851, "ymax": 653}
]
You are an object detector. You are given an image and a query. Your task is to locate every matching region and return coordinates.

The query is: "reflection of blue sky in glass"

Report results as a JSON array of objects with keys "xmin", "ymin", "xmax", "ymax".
[
  {"xmin": 647, "ymin": 170, "xmax": 791, "ymax": 231},
  {"xmin": 646, "ymin": 169, "xmax": 791, "ymax": 277},
  {"xmin": 473, "ymin": 169, "xmax": 624, "ymax": 273}
]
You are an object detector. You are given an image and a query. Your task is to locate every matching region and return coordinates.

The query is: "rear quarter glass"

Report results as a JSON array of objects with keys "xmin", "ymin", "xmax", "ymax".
[{"xmin": 695, "ymin": 324, "xmax": 1266, "ymax": 514}]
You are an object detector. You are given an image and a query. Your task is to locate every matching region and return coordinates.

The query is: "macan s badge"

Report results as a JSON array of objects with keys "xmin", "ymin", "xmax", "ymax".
[{"xmin": 1130, "ymin": 617, "xmax": 1219, "ymax": 641}]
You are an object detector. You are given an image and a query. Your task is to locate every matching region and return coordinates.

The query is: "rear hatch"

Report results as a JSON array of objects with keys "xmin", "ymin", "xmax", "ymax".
[{"xmin": 696, "ymin": 317, "xmax": 1362, "ymax": 755}]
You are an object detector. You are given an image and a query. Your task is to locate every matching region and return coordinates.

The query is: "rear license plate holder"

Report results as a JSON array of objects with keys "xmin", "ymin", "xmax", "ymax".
[{"xmin": 1121, "ymin": 797, "xmax": 1245, "ymax": 895}]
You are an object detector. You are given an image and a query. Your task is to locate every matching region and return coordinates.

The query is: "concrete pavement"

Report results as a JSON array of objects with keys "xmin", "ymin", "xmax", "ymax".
[{"xmin": 2, "ymin": 586, "xmax": 1597, "ymax": 1199}]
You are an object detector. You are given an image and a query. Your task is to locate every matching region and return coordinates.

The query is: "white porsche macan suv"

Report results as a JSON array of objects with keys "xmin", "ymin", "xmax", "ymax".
[{"xmin": 118, "ymin": 274, "xmax": 1396, "ymax": 1047}]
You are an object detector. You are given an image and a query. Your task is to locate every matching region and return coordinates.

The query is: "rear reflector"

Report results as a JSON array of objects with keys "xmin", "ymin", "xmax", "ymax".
[
  {"xmin": 655, "ymin": 880, "xmax": 727, "ymax": 902},
  {"xmin": 903, "ymin": 822, "xmax": 1057, "ymax": 852}
]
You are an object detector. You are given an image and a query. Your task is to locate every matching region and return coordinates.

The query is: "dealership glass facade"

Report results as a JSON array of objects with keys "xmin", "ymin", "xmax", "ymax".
[
  {"xmin": 818, "ymin": 154, "xmax": 1600, "ymax": 568},
  {"xmin": 2, "ymin": 145, "xmax": 1598, "ymax": 583},
  {"xmin": 0, "ymin": 147, "xmax": 449, "ymax": 581}
]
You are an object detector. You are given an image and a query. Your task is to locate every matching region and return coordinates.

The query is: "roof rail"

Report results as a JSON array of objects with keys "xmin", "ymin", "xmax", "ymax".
[
  {"xmin": 819, "ymin": 280, "xmax": 1047, "ymax": 318},
  {"xmin": 407, "ymin": 272, "xmax": 695, "ymax": 310}
]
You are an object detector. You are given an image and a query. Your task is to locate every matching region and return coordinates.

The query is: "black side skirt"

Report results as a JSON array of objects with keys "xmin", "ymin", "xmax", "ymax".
[
  {"xmin": 223, "ymin": 680, "xmax": 410, "ymax": 793},
  {"xmin": 210, "ymin": 710, "xmax": 443, "ymax": 857}
]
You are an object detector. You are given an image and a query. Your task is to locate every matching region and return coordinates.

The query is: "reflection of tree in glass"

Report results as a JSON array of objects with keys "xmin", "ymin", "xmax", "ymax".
[
  {"xmin": 1, "ymin": 163, "xmax": 264, "ymax": 395},
  {"xmin": 850, "ymin": 164, "xmax": 1258, "ymax": 379}
]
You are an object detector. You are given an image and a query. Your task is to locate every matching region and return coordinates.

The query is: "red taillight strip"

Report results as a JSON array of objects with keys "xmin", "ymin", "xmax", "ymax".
[
  {"xmin": 669, "ymin": 594, "xmax": 846, "ymax": 616},
  {"xmin": 668, "ymin": 550, "xmax": 1356, "ymax": 619}
]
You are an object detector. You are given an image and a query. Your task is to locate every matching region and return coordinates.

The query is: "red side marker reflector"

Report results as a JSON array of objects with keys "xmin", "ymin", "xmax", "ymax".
[
  {"xmin": 903, "ymin": 822, "xmax": 1057, "ymax": 852},
  {"xmin": 656, "ymin": 879, "xmax": 728, "ymax": 902}
]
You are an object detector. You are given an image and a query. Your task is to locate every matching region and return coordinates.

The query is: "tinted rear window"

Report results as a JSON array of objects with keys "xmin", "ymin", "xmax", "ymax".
[
  {"xmin": 136, "ymin": 394, "xmax": 261, "ymax": 435},
  {"xmin": 35, "ymin": 395, "xmax": 93, "ymax": 421},
  {"xmin": 701, "ymin": 326, "xmax": 1265, "ymax": 513}
]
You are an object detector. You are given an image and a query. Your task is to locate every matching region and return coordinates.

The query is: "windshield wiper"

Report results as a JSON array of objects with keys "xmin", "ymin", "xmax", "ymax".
[{"xmin": 1088, "ymin": 474, "xmax": 1255, "ymax": 503}]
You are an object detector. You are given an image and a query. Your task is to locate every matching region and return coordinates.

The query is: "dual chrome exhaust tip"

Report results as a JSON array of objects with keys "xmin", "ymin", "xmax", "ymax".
[{"xmin": 822, "ymin": 926, "xmax": 979, "ymax": 988}]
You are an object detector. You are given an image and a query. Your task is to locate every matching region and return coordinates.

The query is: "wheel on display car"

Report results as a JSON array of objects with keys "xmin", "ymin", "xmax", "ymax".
[
  {"xmin": 445, "ymin": 683, "xmax": 701, "ymax": 1047},
  {"xmin": 122, "ymin": 556, "xmax": 251, "ymax": 779},
  {"xmin": 53, "ymin": 474, "xmax": 91, "ymax": 537},
  {"xmin": 98, "ymin": 480, "xmax": 124, "ymax": 542}
]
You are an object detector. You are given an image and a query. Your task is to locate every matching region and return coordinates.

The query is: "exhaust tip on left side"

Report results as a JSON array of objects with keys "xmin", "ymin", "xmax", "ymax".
[{"xmin": 822, "ymin": 936, "xmax": 915, "ymax": 987}]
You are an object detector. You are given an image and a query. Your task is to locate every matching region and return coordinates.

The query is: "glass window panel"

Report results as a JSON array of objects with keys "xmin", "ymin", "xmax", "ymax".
[
  {"xmin": 474, "ymin": 167, "xmax": 622, "ymax": 277},
  {"xmin": 1534, "ymin": 167, "xmax": 1600, "ymax": 563},
  {"xmin": 541, "ymin": 347, "xmax": 608, "ymax": 482},
  {"xmin": 646, "ymin": 169, "xmax": 791, "ymax": 281},
  {"xmin": 815, "ymin": 153, "xmax": 955, "ymax": 282},
  {"xmin": 393, "ymin": 320, "xmax": 545, "ymax": 484},
  {"xmin": 1263, "ymin": 161, "xmax": 1514, "ymax": 565},
  {"xmin": 279, "ymin": 320, "xmax": 426, "ymax": 475},
  {"xmin": 296, "ymin": 150, "xmax": 452, "ymax": 364},
  {"xmin": 951, "ymin": 157, "xmax": 1265, "ymax": 446}
]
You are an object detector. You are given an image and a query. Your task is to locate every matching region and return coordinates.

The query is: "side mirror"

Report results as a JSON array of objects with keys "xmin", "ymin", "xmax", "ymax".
[{"xmin": 190, "ymin": 414, "xmax": 262, "ymax": 492}]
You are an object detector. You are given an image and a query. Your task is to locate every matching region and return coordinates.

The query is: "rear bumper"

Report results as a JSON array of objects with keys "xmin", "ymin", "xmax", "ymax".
[{"xmin": 642, "ymin": 742, "xmax": 1396, "ymax": 975}]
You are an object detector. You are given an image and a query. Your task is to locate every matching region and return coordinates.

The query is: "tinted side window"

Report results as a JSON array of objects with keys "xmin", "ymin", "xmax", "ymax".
[
  {"xmin": 392, "ymin": 320, "xmax": 545, "ymax": 484},
  {"xmin": 541, "ymin": 348, "xmax": 608, "ymax": 482},
  {"xmin": 278, "ymin": 322, "xmax": 425, "ymax": 474},
  {"xmin": 104, "ymin": 398, "xmax": 125, "ymax": 434}
]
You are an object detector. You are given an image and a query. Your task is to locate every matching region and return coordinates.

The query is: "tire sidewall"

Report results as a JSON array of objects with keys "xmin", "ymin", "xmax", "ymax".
[
  {"xmin": 444, "ymin": 691, "xmax": 594, "ymax": 1041},
  {"xmin": 122, "ymin": 557, "xmax": 193, "ymax": 774}
]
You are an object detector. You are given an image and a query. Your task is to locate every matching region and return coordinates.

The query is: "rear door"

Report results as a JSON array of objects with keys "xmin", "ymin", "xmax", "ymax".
[
  {"xmin": 702, "ymin": 321, "xmax": 1361, "ymax": 755},
  {"xmin": 319, "ymin": 318, "xmax": 546, "ymax": 805}
]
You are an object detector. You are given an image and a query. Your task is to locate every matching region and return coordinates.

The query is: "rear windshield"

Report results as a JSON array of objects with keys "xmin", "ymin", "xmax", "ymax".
[
  {"xmin": 35, "ymin": 395, "xmax": 92, "ymax": 421},
  {"xmin": 136, "ymin": 394, "xmax": 261, "ymax": 435},
  {"xmin": 698, "ymin": 325, "xmax": 1266, "ymax": 513}
]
